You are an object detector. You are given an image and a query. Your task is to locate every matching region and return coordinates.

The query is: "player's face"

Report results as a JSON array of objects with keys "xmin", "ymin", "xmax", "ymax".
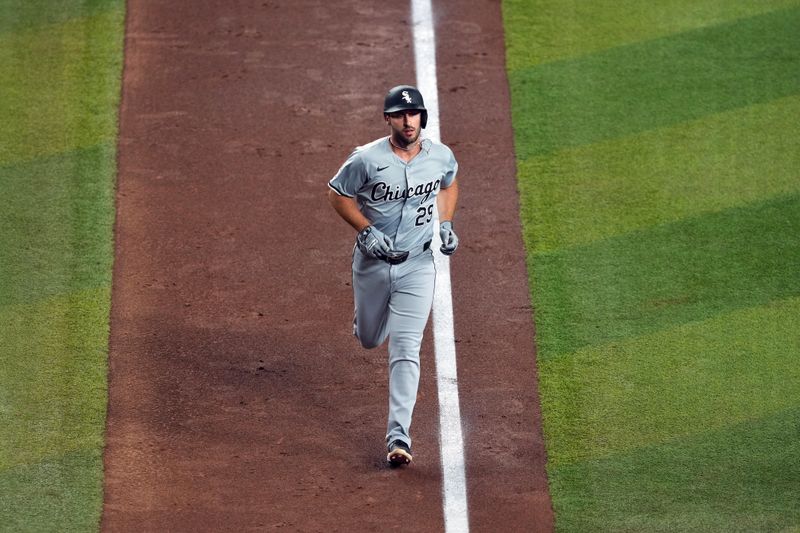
[{"xmin": 386, "ymin": 110, "xmax": 422, "ymax": 146}]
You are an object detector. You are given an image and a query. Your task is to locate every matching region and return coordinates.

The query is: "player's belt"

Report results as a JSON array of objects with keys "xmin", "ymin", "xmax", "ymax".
[
  {"xmin": 373, "ymin": 240, "xmax": 432, "ymax": 265},
  {"xmin": 383, "ymin": 240, "xmax": 432, "ymax": 265},
  {"xmin": 405, "ymin": 239, "xmax": 432, "ymax": 260}
]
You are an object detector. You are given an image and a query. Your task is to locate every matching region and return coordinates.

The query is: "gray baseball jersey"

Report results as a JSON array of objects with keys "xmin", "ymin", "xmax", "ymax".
[{"xmin": 328, "ymin": 136, "xmax": 458, "ymax": 251}]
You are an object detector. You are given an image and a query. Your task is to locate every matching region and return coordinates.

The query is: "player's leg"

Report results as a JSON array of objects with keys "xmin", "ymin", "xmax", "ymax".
[
  {"xmin": 352, "ymin": 249, "xmax": 391, "ymax": 349},
  {"xmin": 385, "ymin": 252, "xmax": 436, "ymax": 449}
]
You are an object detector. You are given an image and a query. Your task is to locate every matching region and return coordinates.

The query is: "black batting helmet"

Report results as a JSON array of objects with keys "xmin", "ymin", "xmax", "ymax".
[{"xmin": 383, "ymin": 85, "xmax": 428, "ymax": 129}]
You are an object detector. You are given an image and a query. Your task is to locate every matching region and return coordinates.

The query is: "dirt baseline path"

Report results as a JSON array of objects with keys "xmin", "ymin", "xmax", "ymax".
[{"xmin": 103, "ymin": 0, "xmax": 552, "ymax": 531}]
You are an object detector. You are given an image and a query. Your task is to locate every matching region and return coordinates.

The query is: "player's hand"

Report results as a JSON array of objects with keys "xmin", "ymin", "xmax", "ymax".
[
  {"xmin": 357, "ymin": 225, "xmax": 394, "ymax": 260},
  {"xmin": 439, "ymin": 221, "xmax": 458, "ymax": 255}
]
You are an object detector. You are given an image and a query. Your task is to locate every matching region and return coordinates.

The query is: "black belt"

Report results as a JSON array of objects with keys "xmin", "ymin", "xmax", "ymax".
[
  {"xmin": 383, "ymin": 240, "xmax": 432, "ymax": 265},
  {"xmin": 403, "ymin": 239, "xmax": 432, "ymax": 261}
]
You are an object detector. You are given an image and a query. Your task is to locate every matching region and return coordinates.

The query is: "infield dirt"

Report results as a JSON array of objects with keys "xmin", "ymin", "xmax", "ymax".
[{"xmin": 103, "ymin": 1, "xmax": 552, "ymax": 530}]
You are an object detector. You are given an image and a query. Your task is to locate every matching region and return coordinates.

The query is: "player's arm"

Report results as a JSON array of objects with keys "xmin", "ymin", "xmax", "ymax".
[
  {"xmin": 328, "ymin": 188, "xmax": 401, "ymax": 261},
  {"xmin": 328, "ymin": 188, "xmax": 371, "ymax": 232},
  {"xmin": 437, "ymin": 178, "xmax": 458, "ymax": 222}
]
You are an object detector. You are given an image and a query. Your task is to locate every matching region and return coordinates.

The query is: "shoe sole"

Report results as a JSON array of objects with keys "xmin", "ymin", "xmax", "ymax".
[{"xmin": 387, "ymin": 448, "xmax": 413, "ymax": 466}]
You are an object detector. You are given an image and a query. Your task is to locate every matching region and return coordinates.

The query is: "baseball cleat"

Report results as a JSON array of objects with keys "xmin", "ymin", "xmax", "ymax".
[{"xmin": 387, "ymin": 440, "xmax": 413, "ymax": 466}]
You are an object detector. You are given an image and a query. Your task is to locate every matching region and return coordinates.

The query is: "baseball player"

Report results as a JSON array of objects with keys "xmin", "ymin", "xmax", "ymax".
[{"xmin": 327, "ymin": 85, "xmax": 459, "ymax": 466}]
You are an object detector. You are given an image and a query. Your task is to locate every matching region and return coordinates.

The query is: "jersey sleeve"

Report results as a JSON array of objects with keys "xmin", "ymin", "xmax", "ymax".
[
  {"xmin": 328, "ymin": 149, "xmax": 367, "ymax": 197},
  {"xmin": 441, "ymin": 145, "xmax": 458, "ymax": 188}
]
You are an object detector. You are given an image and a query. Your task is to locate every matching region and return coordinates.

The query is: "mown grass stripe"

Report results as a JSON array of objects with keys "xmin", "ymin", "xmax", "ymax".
[
  {"xmin": 549, "ymin": 407, "xmax": 800, "ymax": 532},
  {"xmin": 503, "ymin": 0, "xmax": 800, "ymax": 69},
  {"xmin": 0, "ymin": 144, "xmax": 117, "ymax": 307},
  {"xmin": 0, "ymin": 0, "xmax": 118, "ymax": 35},
  {"xmin": 531, "ymin": 193, "xmax": 800, "ymax": 358},
  {"xmin": 509, "ymin": 7, "xmax": 800, "ymax": 159},
  {"xmin": 1, "ymin": 288, "xmax": 111, "ymax": 470},
  {"xmin": 0, "ymin": 448, "xmax": 105, "ymax": 532},
  {"xmin": 539, "ymin": 295, "xmax": 800, "ymax": 466},
  {"xmin": 518, "ymin": 94, "xmax": 800, "ymax": 252},
  {"xmin": 0, "ymin": 9, "xmax": 124, "ymax": 165}
]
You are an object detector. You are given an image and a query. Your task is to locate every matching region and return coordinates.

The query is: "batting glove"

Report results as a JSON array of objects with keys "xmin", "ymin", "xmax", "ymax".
[
  {"xmin": 357, "ymin": 225, "xmax": 394, "ymax": 260},
  {"xmin": 439, "ymin": 221, "xmax": 458, "ymax": 255}
]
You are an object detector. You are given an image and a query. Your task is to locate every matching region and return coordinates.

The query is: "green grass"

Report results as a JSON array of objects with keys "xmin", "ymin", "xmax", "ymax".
[
  {"xmin": 518, "ymin": 95, "xmax": 800, "ymax": 252},
  {"xmin": 533, "ymin": 193, "xmax": 800, "ymax": 357},
  {"xmin": 0, "ymin": 7, "xmax": 123, "ymax": 164},
  {"xmin": 550, "ymin": 408, "xmax": 800, "ymax": 532},
  {"xmin": 0, "ymin": 1, "xmax": 124, "ymax": 530},
  {"xmin": 509, "ymin": 7, "xmax": 800, "ymax": 158},
  {"xmin": 503, "ymin": 1, "xmax": 800, "ymax": 531},
  {"xmin": 539, "ymin": 297, "xmax": 800, "ymax": 465},
  {"xmin": 0, "ymin": 0, "xmax": 117, "ymax": 35},
  {"xmin": 503, "ymin": 0, "xmax": 800, "ymax": 69}
]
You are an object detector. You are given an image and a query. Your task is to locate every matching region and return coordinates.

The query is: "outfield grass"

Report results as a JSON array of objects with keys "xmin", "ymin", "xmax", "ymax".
[
  {"xmin": 503, "ymin": 1, "xmax": 800, "ymax": 530},
  {"xmin": 0, "ymin": 1, "xmax": 124, "ymax": 530}
]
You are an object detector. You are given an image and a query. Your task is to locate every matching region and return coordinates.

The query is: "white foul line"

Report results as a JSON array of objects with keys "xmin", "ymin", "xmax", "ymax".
[{"xmin": 411, "ymin": 1, "xmax": 470, "ymax": 532}]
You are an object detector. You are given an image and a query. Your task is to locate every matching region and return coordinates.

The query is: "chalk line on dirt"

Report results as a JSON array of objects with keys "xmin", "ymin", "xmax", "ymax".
[{"xmin": 411, "ymin": 1, "xmax": 470, "ymax": 531}]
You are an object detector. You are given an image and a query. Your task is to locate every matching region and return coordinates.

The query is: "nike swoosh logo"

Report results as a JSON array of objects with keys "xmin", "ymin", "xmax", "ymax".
[{"xmin": 377, "ymin": 165, "xmax": 389, "ymax": 172}]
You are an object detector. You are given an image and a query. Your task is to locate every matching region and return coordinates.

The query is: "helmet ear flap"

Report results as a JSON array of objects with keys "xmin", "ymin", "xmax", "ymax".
[{"xmin": 421, "ymin": 110, "xmax": 428, "ymax": 129}]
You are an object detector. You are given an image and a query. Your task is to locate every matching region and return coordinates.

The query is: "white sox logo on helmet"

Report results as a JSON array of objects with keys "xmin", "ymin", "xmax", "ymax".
[{"xmin": 401, "ymin": 90, "xmax": 413, "ymax": 103}]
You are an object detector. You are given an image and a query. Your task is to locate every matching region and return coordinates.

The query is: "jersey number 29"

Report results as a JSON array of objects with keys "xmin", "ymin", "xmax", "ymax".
[{"xmin": 415, "ymin": 204, "xmax": 434, "ymax": 226}]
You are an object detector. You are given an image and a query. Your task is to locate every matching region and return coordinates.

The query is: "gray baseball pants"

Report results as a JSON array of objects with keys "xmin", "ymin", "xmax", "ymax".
[{"xmin": 352, "ymin": 245, "xmax": 435, "ymax": 449}]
